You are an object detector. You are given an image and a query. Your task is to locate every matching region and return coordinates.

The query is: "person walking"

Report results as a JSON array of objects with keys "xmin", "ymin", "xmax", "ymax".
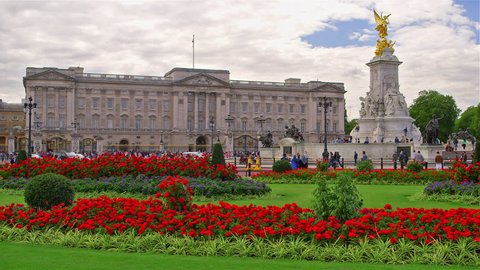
[
  {"xmin": 354, "ymin": 151, "xmax": 358, "ymax": 165},
  {"xmin": 434, "ymin": 151, "xmax": 443, "ymax": 170},
  {"xmin": 361, "ymin": 151, "xmax": 368, "ymax": 161}
]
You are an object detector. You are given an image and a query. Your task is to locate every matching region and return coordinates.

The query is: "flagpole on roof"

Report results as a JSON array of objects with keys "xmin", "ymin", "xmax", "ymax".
[{"xmin": 192, "ymin": 34, "xmax": 195, "ymax": 69}]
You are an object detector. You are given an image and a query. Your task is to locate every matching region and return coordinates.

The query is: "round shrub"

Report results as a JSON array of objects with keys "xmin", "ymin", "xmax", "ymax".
[
  {"xmin": 272, "ymin": 160, "xmax": 292, "ymax": 173},
  {"xmin": 406, "ymin": 161, "xmax": 424, "ymax": 172},
  {"xmin": 24, "ymin": 173, "xmax": 75, "ymax": 210},
  {"xmin": 356, "ymin": 159, "xmax": 373, "ymax": 172},
  {"xmin": 316, "ymin": 160, "xmax": 329, "ymax": 172}
]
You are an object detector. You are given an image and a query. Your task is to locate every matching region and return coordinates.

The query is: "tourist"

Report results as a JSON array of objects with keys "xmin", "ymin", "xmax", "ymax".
[
  {"xmin": 364, "ymin": 137, "xmax": 370, "ymax": 144},
  {"xmin": 301, "ymin": 152, "xmax": 308, "ymax": 168},
  {"xmin": 291, "ymin": 155, "xmax": 298, "ymax": 169},
  {"xmin": 361, "ymin": 151, "xmax": 368, "ymax": 161},
  {"xmin": 281, "ymin": 153, "xmax": 288, "ymax": 161},
  {"xmin": 354, "ymin": 151, "xmax": 358, "ymax": 165},
  {"xmin": 414, "ymin": 151, "xmax": 424, "ymax": 167},
  {"xmin": 434, "ymin": 151, "xmax": 443, "ymax": 170},
  {"xmin": 399, "ymin": 150, "xmax": 408, "ymax": 169},
  {"xmin": 254, "ymin": 153, "xmax": 261, "ymax": 171}
]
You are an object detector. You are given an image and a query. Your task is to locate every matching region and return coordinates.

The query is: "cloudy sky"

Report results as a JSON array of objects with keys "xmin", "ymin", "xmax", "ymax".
[{"xmin": 0, "ymin": 0, "xmax": 478, "ymax": 119}]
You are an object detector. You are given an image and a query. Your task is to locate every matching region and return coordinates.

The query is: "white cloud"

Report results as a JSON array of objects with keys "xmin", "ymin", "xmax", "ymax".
[{"xmin": 0, "ymin": 0, "xmax": 478, "ymax": 120}]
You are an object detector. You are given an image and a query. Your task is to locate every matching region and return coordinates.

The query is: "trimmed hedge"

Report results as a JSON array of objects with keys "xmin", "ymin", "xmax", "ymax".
[
  {"xmin": 2, "ymin": 175, "xmax": 271, "ymax": 198},
  {"xmin": 24, "ymin": 173, "xmax": 74, "ymax": 210}
]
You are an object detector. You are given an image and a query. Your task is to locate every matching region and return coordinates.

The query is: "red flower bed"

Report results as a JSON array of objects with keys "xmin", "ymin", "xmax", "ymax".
[
  {"xmin": 1, "ymin": 198, "xmax": 478, "ymax": 243},
  {"xmin": 2, "ymin": 154, "xmax": 238, "ymax": 180}
]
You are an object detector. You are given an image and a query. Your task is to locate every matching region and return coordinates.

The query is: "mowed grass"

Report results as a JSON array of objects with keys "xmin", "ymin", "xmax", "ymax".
[
  {"xmin": 1, "ymin": 184, "xmax": 477, "ymax": 209},
  {"xmin": 0, "ymin": 241, "xmax": 477, "ymax": 270}
]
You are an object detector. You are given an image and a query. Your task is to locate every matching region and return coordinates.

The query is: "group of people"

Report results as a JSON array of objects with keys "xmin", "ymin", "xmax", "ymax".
[{"xmin": 281, "ymin": 152, "xmax": 308, "ymax": 169}]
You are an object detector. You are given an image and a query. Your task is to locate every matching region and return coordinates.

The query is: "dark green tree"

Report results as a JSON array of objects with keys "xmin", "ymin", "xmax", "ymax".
[
  {"xmin": 473, "ymin": 139, "xmax": 480, "ymax": 164},
  {"xmin": 344, "ymin": 118, "xmax": 358, "ymax": 136},
  {"xmin": 409, "ymin": 90, "xmax": 460, "ymax": 142},
  {"xmin": 455, "ymin": 104, "xmax": 480, "ymax": 138},
  {"xmin": 211, "ymin": 143, "xmax": 226, "ymax": 166},
  {"xmin": 17, "ymin": 150, "xmax": 27, "ymax": 163}
]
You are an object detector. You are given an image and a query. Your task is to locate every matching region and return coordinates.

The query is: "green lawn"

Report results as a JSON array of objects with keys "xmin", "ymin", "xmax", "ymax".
[
  {"xmin": 0, "ymin": 242, "xmax": 476, "ymax": 270},
  {"xmin": 1, "ymin": 184, "xmax": 477, "ymax": 209}
]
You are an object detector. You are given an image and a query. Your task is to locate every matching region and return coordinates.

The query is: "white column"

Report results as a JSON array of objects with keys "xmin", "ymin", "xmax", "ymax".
[
  {"xmin": 194, "ymin": 93, "xmax": 199, "ymax": 130},
  {"xmin": 205, "ymin": 94, "xmax": 209, "ymax": 129},
  {"xmin": 172, "ymin": 94, "xmax": 178, "ymax": 130}
]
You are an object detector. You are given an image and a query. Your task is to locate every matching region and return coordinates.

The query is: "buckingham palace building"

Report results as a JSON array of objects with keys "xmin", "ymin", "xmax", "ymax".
[{"xmin": 23, "ymin": 66, "xmax": 346, "ymax": 153}]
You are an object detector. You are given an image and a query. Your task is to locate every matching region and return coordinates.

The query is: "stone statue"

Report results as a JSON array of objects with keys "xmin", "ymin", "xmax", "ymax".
[
  {"xmin": 283, "ymin": 125, "xmax": 304, "ymax": 141},
  {"xmin": 373, "ymin": 10, "xmax": 395, "ymax": 56},
  {"xmin": 425, "ymin": 114, "xmax": 443, "ymax": 144},
  {"xmin": 359, "ymin": 102, "xmax": 366, "ymax": 117},
  {"xmin": 259, "ymin": 130, "xmax": 273, "ymax": 148}
]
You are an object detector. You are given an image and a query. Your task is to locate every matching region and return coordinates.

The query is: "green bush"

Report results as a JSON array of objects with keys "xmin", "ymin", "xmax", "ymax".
[
  {"xmin": 312, "ymin": 173, "xmax": 363, "ymax": 222},
  {"xmin": 473, "ymin": 139, "xmax": 480, "ymax": 163},
  {"xmin": 355, "ymin": 159, "xmax": 373, "ymax": 172},
  {"xmin": 330, "ymin": 173, "xmax": 363, "ymax": 222},
  {"xmin": 316, "ymin": 160, "xmax": 329, "ymax": 172},
  {"xmin": 312, "ymin": 174, "xmax": 332, "ymax": 220},
  {"xmin": 211, "ymin": 143, "xmax": 226, "ymax": 166},
  {"xmin": 0, "ymin": 170, "xmax": 12, "ymax": 180},
  {"xmin": 17, "ymin": 150, "xmax": 27, "ymax": 163},
  {"xmin": 24, "ymin": 173, "xmax": 75, "ymax": 210},
  {"xmin": 272, "ymin": 160, "xmax": 292, "ymax": 173},
  {"xmin": 406, "ymin": 161, "xmax": 424, "ymax": 172}
]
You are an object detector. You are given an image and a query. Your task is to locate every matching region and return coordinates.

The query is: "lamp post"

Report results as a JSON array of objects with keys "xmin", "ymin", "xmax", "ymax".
[
  {"xmin": 23, "ymin": 96, "xmax": 37, "ymax": 158},
  {"xmin": 318, "ymin": 97, "xmax": 332, "ymax": 160},
  {"xmin": 225, "ymin": 114, "xmax": 234, "ymax": 154},
  {"xmin": 209, "ymin": 117, "xmax": 215, "ymax": 152},
  {"xmin": 256, "ymin": 115, "xmax": 266, "ymax": 151}
]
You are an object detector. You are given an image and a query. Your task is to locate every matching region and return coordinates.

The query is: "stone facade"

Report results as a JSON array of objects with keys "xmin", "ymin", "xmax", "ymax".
[
  {"xmin": 23, "ymin": 67, "xmax": 346, "ymax": 153},
  {"xmin": 0, "ymin": 100, "xmax": 25, "ymax": 153}
]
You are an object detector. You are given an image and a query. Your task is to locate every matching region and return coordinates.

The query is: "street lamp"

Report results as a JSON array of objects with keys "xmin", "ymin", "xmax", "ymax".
[
  {"xmin": 256, "ymin": 115, "xmax": 266, "ymax": 151},
  {"xmin": 225, "ymin": 114, "xmax": 234, "ymax": 154},
  {"xmin": 209, "ymin": 117, "xmax": 215, "ymax": 152},
  {"xmin": 23, "ymin": 96, "xmax": 37, "ymax": 158},
  {"xmin": 318, "ymin": 97, "xmax": 332, "ymax": 160}
]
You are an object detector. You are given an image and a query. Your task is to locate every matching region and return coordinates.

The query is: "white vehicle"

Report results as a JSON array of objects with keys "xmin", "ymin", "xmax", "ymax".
[
  {"xmin": 65, "ymin": 152, "xmax": 85, "ymax": 159},
  {"xmin": 182, "ymin": 151, "xmax": 204, "ymax": 158}
]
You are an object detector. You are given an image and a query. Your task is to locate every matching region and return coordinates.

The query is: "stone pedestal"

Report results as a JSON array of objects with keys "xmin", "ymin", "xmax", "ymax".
[
  {"xmin": 351, "ymin": 48, "xmax": 422, "ymax": 146},
  {"xmin": 95, "ymin": 136, "xmax": 104, "ymax": 153},
  {"xmin": 7, "ymin": 136, "xmax": 15, "ymax": 154},
  {"xmin": 33, "ymin": 132, "xmax": 42, "ymax": 152},
  {"xmin": 71, "ymin": 133, "xmax": 81, "ymax": 153}
]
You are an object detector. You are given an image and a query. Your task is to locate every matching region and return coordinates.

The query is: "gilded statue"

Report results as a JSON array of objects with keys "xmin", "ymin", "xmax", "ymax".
[
  {"xmin": 373, "ymin": 10, "xmax": 395, "ymax": 56},
  {"xmin": 374, "ymin": 10, "xmax": 390, "ymax": 38}
]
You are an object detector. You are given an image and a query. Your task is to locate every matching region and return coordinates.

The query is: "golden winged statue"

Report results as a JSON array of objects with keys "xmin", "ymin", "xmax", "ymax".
[
  {"xmin": 373, "ymin": 10, "xmax": 395, "ymax": 56},
  {"xmin": 373, "ymin": 10, "xmax": 390, "ymax": 38}
]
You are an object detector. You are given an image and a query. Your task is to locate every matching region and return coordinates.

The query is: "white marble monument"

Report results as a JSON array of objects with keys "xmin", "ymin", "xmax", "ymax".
[{"xmin": 350, "ymin": 11, "xmax": 422, "ymax": 146}]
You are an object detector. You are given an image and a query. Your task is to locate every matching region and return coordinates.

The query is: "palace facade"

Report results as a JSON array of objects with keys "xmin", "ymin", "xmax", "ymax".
[
  {"xmin": 23, "ymin": 67, "xmax": 346, "ymax": 153},
  {"xmin": 0, "ymin": 99, "xmax": 25, "ymax": 153}
]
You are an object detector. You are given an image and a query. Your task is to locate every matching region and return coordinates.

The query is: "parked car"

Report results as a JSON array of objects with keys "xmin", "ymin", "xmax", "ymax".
[{"xmin": 182, "ymin": 152, "xmax": 204, "ymax": 158}]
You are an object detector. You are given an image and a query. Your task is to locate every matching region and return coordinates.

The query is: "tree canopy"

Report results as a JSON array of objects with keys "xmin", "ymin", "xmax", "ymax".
[
  {"xmin": 455, "ymin": 104, "xmax": 480, "ymax": 139},
  {"xmin": 408, "ymin": 90, "xmax": 460, "ymax": 142}
]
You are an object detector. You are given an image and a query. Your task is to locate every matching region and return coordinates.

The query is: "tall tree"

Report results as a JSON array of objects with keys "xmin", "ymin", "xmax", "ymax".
[
  {"xmin": 409, "ymin": 90, "xmax": 460, "ymax": 142},
  {"xmin": 455, "ymin": 104, "xmax": 480, "ymax": 138}
]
